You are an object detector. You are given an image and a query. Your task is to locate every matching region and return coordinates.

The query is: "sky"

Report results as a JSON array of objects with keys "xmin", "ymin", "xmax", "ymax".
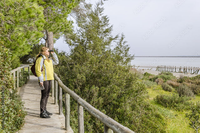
[{"xmin": 55, "ymin": 0, "xmax": 200, "ymax": 56}]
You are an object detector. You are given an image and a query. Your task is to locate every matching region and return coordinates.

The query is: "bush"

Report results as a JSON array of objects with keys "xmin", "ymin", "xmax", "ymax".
[
  {"xmin": 189, "ymin": 84, "xmax": 200, "ymax": 95},
  {"xmin": 160, "ymin": 72, "xmax": 174, "ymax": 76},
  {"xmin": 143, "ymin": 72, "xmax": 154, "ymax": 79},
  {"xmin": 186, "ymin": 102, "xmax": 200, "ymax": 133},
  {"xmin": 19, "ymin": 71, "xmax": 29, "ymax": 87},
  {"xmin": 166, "ymin": 80, "xmax": 180, "ymax": 88},
  {"xmin": 155, "ymin": 78, "xmax": 164, "ymax": 85},
  {"xmin": 162, "ymin": 83, "xmax": 173, "ymax": 92},
  {"xmin": 142, "ymin": 80, "xmax": 157, "ymax": 88},
  {"xmin": 177, "ymin": 84, "xmax": 194, "ymax": 97},
  {"xmin": 0, "ymin": 46, "xmax": 26, "ymax": 132},
  {"xmin": 154, "ymin": 94, "xmax": 192, "ymax": 111},
  {"xmin": 178, "ymin": 76, "xmax": 190, "ymax": 83},
  {"xmin": 149, "ymin": 72, "xmax": 176, "ymax": 82}
]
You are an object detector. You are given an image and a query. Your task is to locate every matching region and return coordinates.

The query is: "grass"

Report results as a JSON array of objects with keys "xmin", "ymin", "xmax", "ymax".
[{"xmin": 147, "ymin": 87, "xmax": 194, "ymax": 133}]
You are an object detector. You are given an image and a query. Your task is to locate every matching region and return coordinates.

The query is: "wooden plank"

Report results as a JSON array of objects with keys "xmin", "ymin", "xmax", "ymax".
[
  {"xmin": 55, "ymin": 80, "xmax": 58, "ymax": 104},
  {"xmin": 78, "ymin": 104, "xmax": 84, "ymax": 133},
  {"xmin": 59, "ymin": 86, "xmax": 63, "ymax": 115},
  {"xmin": 17, "ymin": 70, "xmax": 19, "ymax": 88},
  {"xmin": 13, "ymin": 72, "xmax": 15, "ymax": 90},
  {"xmin": 65, "ymin": 93, "xmax": 70, "ymax": 130},
  {"xmin": 28, "ymin": 66, "xmax": 30, "ymax": 80},
  {"xmin": 52, "ymin": 80, "xmax": 54, "ymax": 99}
]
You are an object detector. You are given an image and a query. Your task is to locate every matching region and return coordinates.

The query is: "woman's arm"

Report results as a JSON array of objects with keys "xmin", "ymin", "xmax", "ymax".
[
  {"xmin": 51, "ymin": 52, "xmax": 59, "ymax": 65},
  {"xmin": 35, "ymin": 57, "xmax": 44, "ymax": 83}
]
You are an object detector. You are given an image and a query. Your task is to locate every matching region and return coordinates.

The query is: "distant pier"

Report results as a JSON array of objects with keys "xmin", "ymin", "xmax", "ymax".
[{"xmin": 133, "ymin": 65, "xmax": 200, "ymax": 74}]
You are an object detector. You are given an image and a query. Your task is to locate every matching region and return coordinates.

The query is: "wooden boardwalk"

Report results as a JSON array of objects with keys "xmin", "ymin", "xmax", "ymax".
[{"xmin": 18, "ymin": 76, "xmax": 72, "ymax": 133}]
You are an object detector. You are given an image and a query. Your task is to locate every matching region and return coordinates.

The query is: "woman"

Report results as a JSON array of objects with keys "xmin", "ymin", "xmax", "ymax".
[{"xmin": 35, "ymin": 47, "xmax": 59, "ymax": 118}]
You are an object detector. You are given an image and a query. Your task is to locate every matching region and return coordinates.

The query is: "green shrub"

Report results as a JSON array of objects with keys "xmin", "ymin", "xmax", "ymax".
[
  {"xmin": 186, "ymin": 102, "xmax": 200, "ymax": 133},
  {"xmin": 189, "ymin": 84, "xmax": 200, "ymax": 95},
  {"xmin": 142, "ymin": 80, "xmax": 157, "ymax": 88},
  {"xmin": 0, "ymin": 46, "xmax": 26, "ymax": 132},
  {"xmin": 143, "ymin": 72, "xmax": 154, "ymax": 79},
  {"xmin": 154, "ymin": 94, "xmax": 192, "ymax": 111},
  {"xmin": 155, "ymin": 78, "xmax": 164, "ymax": 85},
  {"xmin": 177, "ymin": 76, "xmax": 190, "ymax": 83},
  {"xmin": 162, "ymin": 83, "xmax": 173, "ymax": 92},
  {"xmin": 149, "ymin": 72, "xmax": 176, "ymax": 82},
  {"xmin": 166, "ymin": 80, "xmax": 180, "ymax": 88},
  {"xmin": 160, "ymin": 72, "xmax": 173, "ymax": 76},
  {"xmin": 177, "ymin": 84, "xmax": 194, "ymax": 97},
  {"xmin": 19, "ymin": 71, "xmax": 29, "ymax": 87}
]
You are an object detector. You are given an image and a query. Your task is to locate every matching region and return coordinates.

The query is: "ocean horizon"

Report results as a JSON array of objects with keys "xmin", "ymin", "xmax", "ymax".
[{"xmin": 131, "ymin": 56, "xmax": 200, "ymax": 68}]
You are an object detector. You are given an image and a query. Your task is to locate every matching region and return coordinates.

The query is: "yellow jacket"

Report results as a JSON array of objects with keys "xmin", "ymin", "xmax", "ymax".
[{"xmin": 35, "ymin": 53, "xmax": 59, "ymax": 82}]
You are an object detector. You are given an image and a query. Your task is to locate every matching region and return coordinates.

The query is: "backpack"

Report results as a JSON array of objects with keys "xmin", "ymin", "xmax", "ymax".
[{"xmin": 31, "ymin": 55, "xmax": 44, "ymax": 77}]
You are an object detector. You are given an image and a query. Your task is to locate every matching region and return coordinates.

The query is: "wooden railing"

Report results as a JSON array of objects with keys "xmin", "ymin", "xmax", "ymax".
[
  {"xmin": 10, "ymin": 65, "xmax": 30, "ymax": 90},
  {"xmin": 53, "ymin": 73, "xmax": 135, "ymax": 133}
]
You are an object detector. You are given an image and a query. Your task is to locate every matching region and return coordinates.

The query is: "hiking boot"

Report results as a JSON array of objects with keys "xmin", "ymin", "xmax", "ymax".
[
  {"xmin": 46, "ymin": 110, "xmax": 52, "ymax": 115},
  {"xmin": 40, "ymin": 111, "xmax": 50, "ymax": 118}
]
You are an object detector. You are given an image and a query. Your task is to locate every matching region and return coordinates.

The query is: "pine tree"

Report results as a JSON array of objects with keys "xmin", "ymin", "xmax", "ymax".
[{"xmin": 55, "ymin": 2, "xmax": 166, "ymax": 132}]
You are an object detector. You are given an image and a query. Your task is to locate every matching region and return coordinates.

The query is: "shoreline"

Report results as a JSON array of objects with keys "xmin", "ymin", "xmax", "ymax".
[{"xmin": 137, "ymin": 69, "xmax": 198, "ymax": 78}]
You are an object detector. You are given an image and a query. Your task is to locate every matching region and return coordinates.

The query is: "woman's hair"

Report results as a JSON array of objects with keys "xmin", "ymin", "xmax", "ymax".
[{"xmin": 37, "ymin": 47, "xmax": 49, "ymax": 61}]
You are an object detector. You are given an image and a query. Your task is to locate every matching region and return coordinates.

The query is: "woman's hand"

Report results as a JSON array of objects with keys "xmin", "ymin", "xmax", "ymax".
[{"xmin": 40, "ymin": 82, "xmax": 43, "ymax": 86}]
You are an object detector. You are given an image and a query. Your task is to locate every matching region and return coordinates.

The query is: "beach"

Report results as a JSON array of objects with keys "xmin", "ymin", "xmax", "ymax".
[{"xmin": 137, "ymin": 69, "xmax": 198, "ymax": 78}]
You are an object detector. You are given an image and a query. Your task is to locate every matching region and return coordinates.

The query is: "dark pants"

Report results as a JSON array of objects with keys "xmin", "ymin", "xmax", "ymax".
[{"xmin": 40, "ymin": 80, "xmax": 52, "ymax": 113}]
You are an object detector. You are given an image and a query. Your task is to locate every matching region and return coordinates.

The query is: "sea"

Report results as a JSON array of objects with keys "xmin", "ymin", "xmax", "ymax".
[{"xmin": 131, "ymin": 56, "xmax": 200, "ymax": 68}]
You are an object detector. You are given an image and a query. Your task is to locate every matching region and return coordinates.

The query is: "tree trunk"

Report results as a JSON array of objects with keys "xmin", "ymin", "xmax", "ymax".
[{"xmin": 46, "ymin": 31, "xmax": 54, "ymax": 50}]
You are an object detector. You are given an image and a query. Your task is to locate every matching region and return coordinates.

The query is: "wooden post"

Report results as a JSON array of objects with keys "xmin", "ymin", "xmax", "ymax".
[
  {"xmin": 78, "ymin": 104, "xmax": 84, "ymax": 133},
  {"xmin": 59, "ymin": 86, "xmax": 63, "ymax": 115},
  {"xmin": 28, "ymin": 66, "xmax": 30, "ymax": 80},
  {"xmin": 17, "ymin": 70, "xmax": 19, "ymax": 88},
  {"xmin": 52, "ymin": 81, "xmax": 54, "ymax": 99},
  {"xmin": 13, "ymin": 72, "xmax": 16, "ymax": 90},
  {"xmin": 55, "ymin": 80, "xmax": 58, "ymax": 104},
  {"xmin": 104, "ymin": 125, "xmax": 113, "ymax": 133},
  {"xmin": 65, "ymin": 93, "xmax": 70, "ymax": 130}
]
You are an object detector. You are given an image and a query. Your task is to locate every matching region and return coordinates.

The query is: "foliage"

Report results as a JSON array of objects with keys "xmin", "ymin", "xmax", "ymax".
[
  {"xmin": 177, "ymin": 84, "xmax": 194, "ymax": 97},
  {"xmin": 166, "ymin": 80, "xmax": 180, "ymax": 88},
  {"xmin": 154, "ymin": 94, "xmax": 192, "ymax": 111},
  {"xmin": 155, "ymin": 78, "xmax": 164, "ymax": 85},
  {"xmin": 178, "ymin": 75, "xmax": 200, "ymax": 85},
  {"xmin": 149, "ymin": 72, "xmax": 176, "ymax": 82},
  {"xmin": 19, "ymin": 71, "xmax": 29, "ymax": 87},
  {"xmin": 0, "ymin": 46, "xmax": 26, "ymax": 132},
  {"xmin": 162, "ymin": 83, "xmax": 173, "ymax": 92},
  {"xmin": 56, "ymin": 2, "xmax": 166, "ymax": 133},
  {"xmin": 186, "ymin": 102, "xmax": 200, "ymax": 133},
  {"xmin": 0, "ymin": 0, "xmax": 45, "ymax": 67},
  {"xmin": 142, "ymin": 80, "xmax": 157, "ymax": 88},
  {"xmin": 190, "ymin": 84, "xmax": 200, "ymax": 95},
  {"xmin": 32, "ymin": 0, "xmax": 79, "ymax": 34},
  {"xmin": 20, "ymin": 44, "xmax": 45, "ymax": 64}
]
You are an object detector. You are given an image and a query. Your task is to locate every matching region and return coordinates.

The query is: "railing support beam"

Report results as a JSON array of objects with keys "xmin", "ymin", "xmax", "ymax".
[
  {"xmin": 17, "ymin": 70, "xmax": 19, "ymax": 88},
  {"xmin": 65, "ymin": 93, "xmax": 70, "ymax": 130},
  {"xmin": 59, "ymin": 86, "xmax": 63, "ymax": 115},
  {"xmin": 78, "ymin": 104, "xmax": 84, "ymax": 133},
  {"xmin": 55, "ymin": 80, "xmax": 58, "ymax": 104},
  {"xmin": 51, "ymin": 81, "xmax": 54, "ymax": 101},
  {"xmin": 13, "ymin": 72, "xmax": 15, "ymax": 90}
]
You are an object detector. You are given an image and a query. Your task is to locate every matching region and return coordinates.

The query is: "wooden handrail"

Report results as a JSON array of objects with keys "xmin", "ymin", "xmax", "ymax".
[
  {"xmin": 10, "ymin": 65, "xmax": 30, "ymax": 90},
  {"xmin": 54, "ymin": 73, "xmax": 135, "ymax": 133}
]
